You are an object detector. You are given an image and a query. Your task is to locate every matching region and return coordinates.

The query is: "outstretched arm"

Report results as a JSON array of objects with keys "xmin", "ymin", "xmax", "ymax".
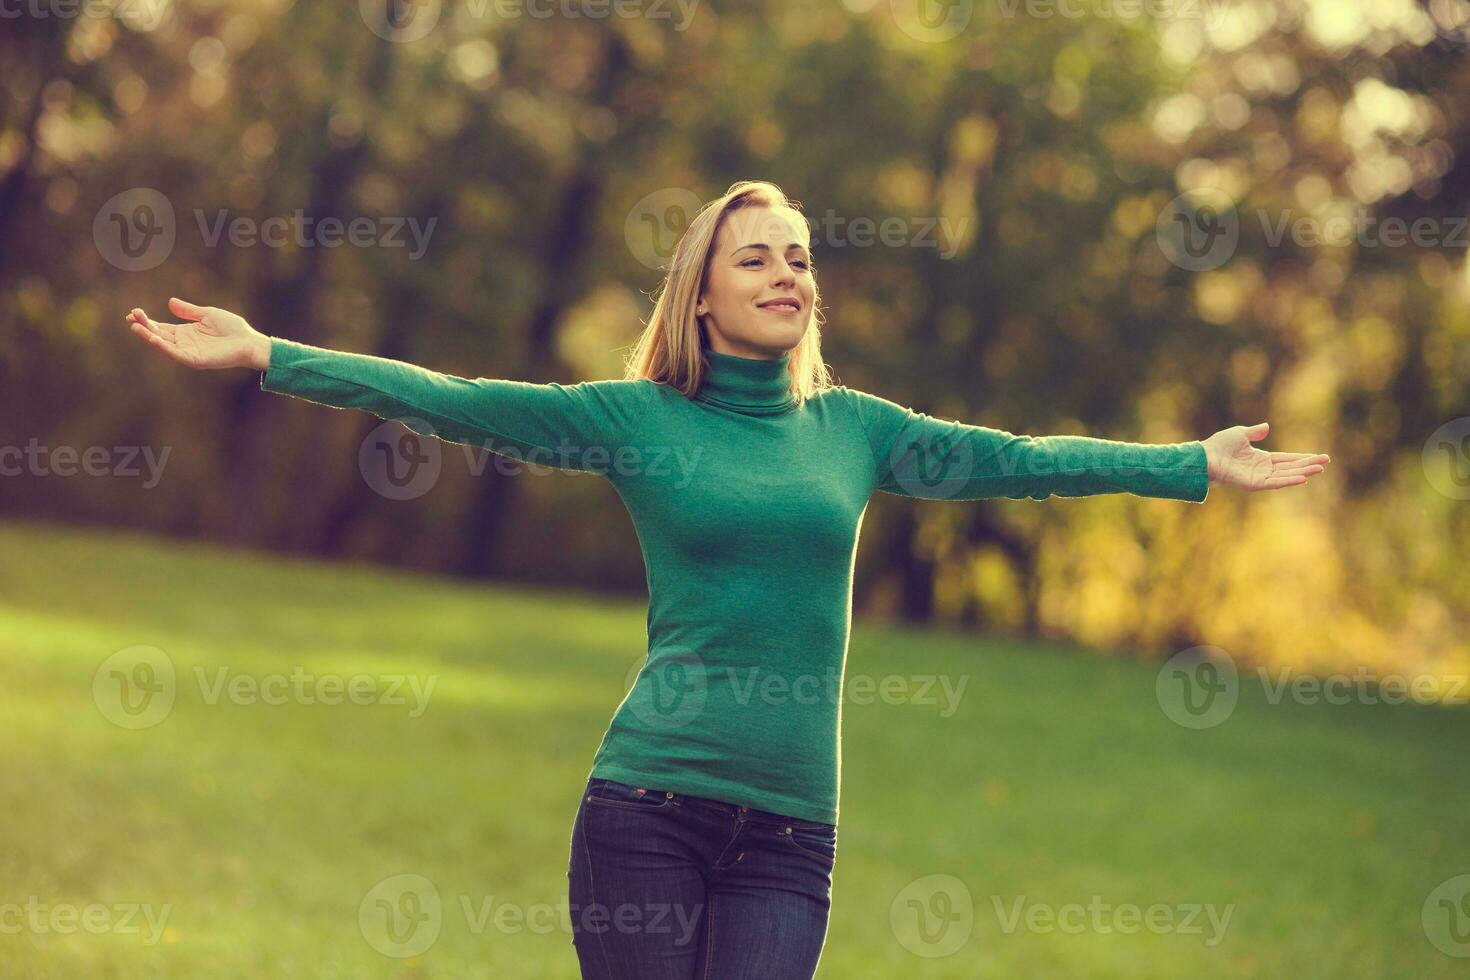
[
  {"xmin": 842, "ymin": 389, "xmax": 1328, "ymax": 503},
  {"xmin": 125, "ymin": 298, "xmax": 655, "ymax": 473}
]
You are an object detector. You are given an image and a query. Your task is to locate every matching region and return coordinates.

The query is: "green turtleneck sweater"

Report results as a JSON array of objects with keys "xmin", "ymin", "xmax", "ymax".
[{"xmin": 261, "ymin": 338, "xmax": 1209, "ymax": 824}]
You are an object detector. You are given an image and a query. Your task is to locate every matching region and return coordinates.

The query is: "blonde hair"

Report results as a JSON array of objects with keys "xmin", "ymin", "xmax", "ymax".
[{"xmin": 624, "ymin": 180, "xmax": 832, "ymax": 404}]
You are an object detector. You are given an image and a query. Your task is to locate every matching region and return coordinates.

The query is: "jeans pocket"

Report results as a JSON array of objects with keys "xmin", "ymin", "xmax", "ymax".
[
  {"xmin": 584, "ymin": 778, "xmax": 674, "ymax": 811},
  {"xmin": 776, "ymin": 822, "xmax": 837, "ymax": 864}
]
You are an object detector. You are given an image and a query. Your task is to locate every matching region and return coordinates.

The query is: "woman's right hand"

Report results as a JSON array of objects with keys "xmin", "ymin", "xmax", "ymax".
[{"xmin": 125, "ymin": 297, "xmax": 272, "ymax": 372}]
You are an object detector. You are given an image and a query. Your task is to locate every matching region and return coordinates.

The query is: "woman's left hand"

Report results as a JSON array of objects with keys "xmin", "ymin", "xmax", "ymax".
[{"xmin": 1202, "ymin": 422, "xmax": 1330, "ymax": 491}]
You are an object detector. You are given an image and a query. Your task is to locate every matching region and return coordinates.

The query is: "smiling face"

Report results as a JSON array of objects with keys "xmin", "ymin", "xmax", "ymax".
[{"xmin": 697, "ymin": 205, "xmax": 816, "ymax": 360}]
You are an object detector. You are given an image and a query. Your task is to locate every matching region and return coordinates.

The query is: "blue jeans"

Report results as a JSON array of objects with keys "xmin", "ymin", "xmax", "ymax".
[{"xmin": 567, "ymin": 777, "xmax": 836, "ymax": 979}]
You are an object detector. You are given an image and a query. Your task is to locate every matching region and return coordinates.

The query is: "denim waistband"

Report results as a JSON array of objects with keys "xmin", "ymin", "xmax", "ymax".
[{"xmin": 586, "ymin": 777, "xmax": 835, "ymax": 830}]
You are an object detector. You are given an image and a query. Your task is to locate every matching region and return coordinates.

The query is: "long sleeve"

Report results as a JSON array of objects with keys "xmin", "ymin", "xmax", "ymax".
[
  {"xmin": 260, "ymin": 338, "xmax": 657, "ymax": 474},
  {"xmin": 841, "ymin": 387, "xmax": 1210, "ymax": 503}
]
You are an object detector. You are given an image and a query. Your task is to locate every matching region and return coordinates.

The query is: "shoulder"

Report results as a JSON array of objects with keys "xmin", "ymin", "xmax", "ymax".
[
  {"xmin": 812, "ymin": 384, "xmax": 906, "ymax": 423},
  {"xmin": 571, "ymin": 377, "xmax": 666, "ymax": 407}
]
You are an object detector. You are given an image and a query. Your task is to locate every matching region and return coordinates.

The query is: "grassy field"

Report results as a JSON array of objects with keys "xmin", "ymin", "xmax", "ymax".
[{"xmin": 1, "ymin": 519, "xmax": 1466, "ymax": 979}]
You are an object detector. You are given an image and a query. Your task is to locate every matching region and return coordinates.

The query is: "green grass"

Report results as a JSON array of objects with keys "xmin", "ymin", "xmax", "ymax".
[{"xmin": 1, "ymin": 520, "xmax": 1466, "ymax": 979}]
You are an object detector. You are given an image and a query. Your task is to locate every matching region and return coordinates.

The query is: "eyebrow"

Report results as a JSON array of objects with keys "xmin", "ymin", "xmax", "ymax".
[{"xmin": 732, "ymin": 242, "xmax": 810, "ymax": 256}]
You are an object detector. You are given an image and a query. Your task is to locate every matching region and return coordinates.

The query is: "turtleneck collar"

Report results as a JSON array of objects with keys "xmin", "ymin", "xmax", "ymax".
[
  {"xmin": 695, "ymin": 349, "xmax": 797, "ymax": 416},
  {"xmin": 693, "ymin": 348, "xmax": 799, "ymax": 417}
]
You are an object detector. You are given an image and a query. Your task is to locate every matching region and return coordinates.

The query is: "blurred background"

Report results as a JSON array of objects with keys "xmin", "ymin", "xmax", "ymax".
[{"xmin": 2, "ymin": 1, "xmax": 1469, "ymax": 978}]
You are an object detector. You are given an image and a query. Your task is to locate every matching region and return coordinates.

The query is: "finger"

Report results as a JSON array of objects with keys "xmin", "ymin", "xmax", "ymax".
[
  {"xmin": 133, "ymin": 309, "xmax": 182, "ymax": 342},
  {"xmin": 168, "ymin": 296, "xmax": 210, "ymax": 321},
  {"xmin": 1267, "ymin": 452, "xmax": 1330, "ymax": 463},
  {"xmin": 124, "ymin": 314, "xmax": 163, "ymax": 345},
  {"xmin": 1245, "ymin": 421, "xmax": 1269, "ymax": 441},
  {"xmin": 128, "ymin": 311, "xmax": 174, "ymax": 344},
  {"xmin": 1259, "ymin": 474, "xmax": 1308, "ymax": 490},
  {"xmin": 1272, "ymin": 462, "xmax": 1325, "ymax": 477},
  {"xmin": 129, "ymin": 320, "xmax": 192, "ymax": 364}
]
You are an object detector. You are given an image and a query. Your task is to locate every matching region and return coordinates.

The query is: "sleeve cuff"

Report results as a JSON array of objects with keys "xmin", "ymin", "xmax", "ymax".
[
  {"xmin": 1186, "ymin": 440, "xmax": 1210, "ymax": 503},
  {"xmin": 260, "ymin": 337, "xmax": 307, "ymax": 393}
]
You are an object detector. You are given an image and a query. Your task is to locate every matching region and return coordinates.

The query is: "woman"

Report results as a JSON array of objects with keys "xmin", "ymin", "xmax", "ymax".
[{"xmin": 125, "ymin": 180, "xmax": 1329, "ymax": 979}]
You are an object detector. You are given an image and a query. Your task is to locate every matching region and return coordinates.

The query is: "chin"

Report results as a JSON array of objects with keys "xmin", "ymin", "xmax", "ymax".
[
  {"xmin": 708, "ymin": 316, "xmax": 811, "ymax": 358},
  {"xmin": 746, "ymin": 319, "xmax": 810, "ymax": 353}
]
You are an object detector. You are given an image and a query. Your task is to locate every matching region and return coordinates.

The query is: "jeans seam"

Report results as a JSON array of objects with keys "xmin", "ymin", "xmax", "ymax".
[
  {"xmin": 701, "ymin": 894, "xmax": 716, "ymax": 980},
  {"xmin": 781, "ymin": 830, "xmax": 837, "ymax": 865},
  {"xmin": 586, "ymin": 781, "xmax": 673, "ymax": 811},
  {"xmin": 584, "ymin": 795, "xmax": 672, "ymax": 812},
  {"xmin": 579, "ymin": 803, "xmax": 616, "ymax": 977}
]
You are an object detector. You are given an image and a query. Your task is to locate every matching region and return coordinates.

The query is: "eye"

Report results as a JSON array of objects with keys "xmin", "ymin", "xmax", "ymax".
[{"xmin": 742, "ymin": 257, "xmax": 811, "ymax": 270}]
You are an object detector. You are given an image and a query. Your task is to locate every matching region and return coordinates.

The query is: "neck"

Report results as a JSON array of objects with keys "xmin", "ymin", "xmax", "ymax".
[{"xmin": 695, "ymin": 348, "xmax": 797, "ymax": 416}]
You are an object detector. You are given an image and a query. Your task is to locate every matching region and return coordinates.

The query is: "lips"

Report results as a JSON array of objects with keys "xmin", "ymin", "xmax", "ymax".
[{"xmin": 758, "ymin": 299, "xmax": 801, "ymax": 312}]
